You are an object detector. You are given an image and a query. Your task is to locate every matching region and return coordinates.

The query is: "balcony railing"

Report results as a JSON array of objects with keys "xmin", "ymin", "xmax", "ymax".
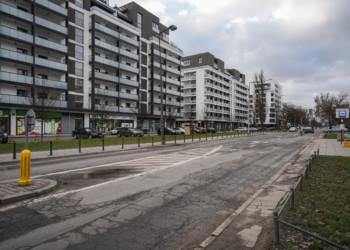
[
  {"xmin": 93, "ymin": 39, "xmax": 119, "ymax": 53},
  {"xmin": 0, "ymin": 48, "xmax": 33, "ymax": 64},
  {"xmin": 119, "ymin": 63, "xmax": 139, "ymax": 74},
  {"xmin": 0, "ymin": 25, "xmax": 33, "ymax": 43},
  {"xmin": 119, "ymin": 48, "xmax": 139, "ymax": 60},
  {"xmin": 120, "ymin": 107, "xmax": 137, "ymax": 113},
  {"xmin": 153, "ymin": 98, "xmax": 161, "ymax": 104},
  {"xmin": 166, "ymin": 89, "xmax": 181, "ymax": 96},
  {"xmin": 95, "ymin": 104, "xmax": 118, "ymax": 112},
  {"xmin": 35, "ymin": 78, "xmax": 67, "ymax": 90},
  {"xmin": 93, "ymin": 72, "xmax": 118, "ymax": 82},
  {"xmin": 29, "ymin": 0, "xmax": 67, "ymax": 16},
  {"xmin": 119, "ymin": 33, "xmax": 139, "ymax": 47},
  {"xmin": 119, "ymin": 92, "xmax": 138, "ymax": 100},
  {"xmin": 0, "ymin": 94, "xmax": 67, "ymax": 108},
  {"xmin": 119, "ymin": 77, "xmax": 138, "ymax": 87},
  {"xmin": 94, "ymin": 22, "xmax": 120, "ymax": 39},
  {"xmin": 35, "ymin": 37, "xmax": 67, "ymax": 53},
  {"xmin": 35, "ymin": 16, "xmax": 67, "ymax": 34},
  {"xmin": 0, "ymin": 2, "xmax": 33, "ymax": 22},
  {"xmin": 35, "ymin": 57, "xmax": 67, "ymax": 71},
  {"xmin": 90, "ymin": 88, "xmax": 119, "ymax": 98},
  {"xmin": 94, "ymin": 55, "xmax": 119, "ymax": 68},
  {"xmin": 0, "ymin": 71, "xmax": 32, "ymax": 85}
]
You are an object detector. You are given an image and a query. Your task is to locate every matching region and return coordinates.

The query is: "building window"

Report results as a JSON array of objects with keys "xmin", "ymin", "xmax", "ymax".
[
  {"xmin": 75, "ymin": 95, "xmax": 83, "ymax": 103},
  {"xmin": 38, "ymin": 55, "xmax": 48, "ymax": 59},
  {"xmin": 17, "ymin": 48, "xmax": 28, "ymax": 54},
  {"xmin": 74, "ymin": 78, "xmax": 83, "ymax": 92},
  {"xmin": 17, "ymin": 89, "xmax": 27, "ymax": 97},
  {"xmin": 126, "ymin": 103, "xmax": 131, "ymax": 107},
  {"xmin": 137, "ymin": 13, "xmax": 142, "ymax": 28},
  {"xmin": 38, "ymin": 74, "xmax": 48, "ymax": 79},
  {"xmin": 75, "ymin": 61, "xmax": 83, "ymax": 76},
  {"xmin": 152, "ymin": 22, "xmax": 159, "ymax": 31},
  {"xmin": 17, "ymin": 27, "xmax": 28, "ymax": 33},
  {"xmin": 75, "ymin": 0, "xmax": 83, "ymax": 8},
  {"xmin": 75, "ymin": 44, "xmax": 83, "ymax": 60},
  {"xmin": 126, "ymin": 89, "xmax": 131, "ymax": 94},
  {"xmin": 38, "ymin": 92, "xmax": 48, "ymax": 99},
  {"xmin": 75, "ymin": 10, "xmax": 84, "ymax": 27},
  {"xmin": 75, "ymin": 28, "xmax": 83, "ymax": 44},
  {"xmin": 17, "ymin": 69, "xmax": 28, "ymax": 75},
  {"xmin": 95, "ymin": 99, "xmax": 100, "ymax": 105},
  {"xmin": 17, "ymin": 6, "xmax": 28, "ymax": 12},
  {"xmin": 198, "ymin": 57, "xmax": 202, "ymax": 63},
  {"xmin": 183, "ymin": 60, "xmax": 190, "ymax": 66},
  {"xmin": 105, "ymin": 100, "xmax": 108, "ymax": 105}
]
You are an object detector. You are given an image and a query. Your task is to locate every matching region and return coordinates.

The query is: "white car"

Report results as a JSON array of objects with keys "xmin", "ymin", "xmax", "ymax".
[
  {"xmin": 110, "ymin": 128, "xmax": 119, "ymax": 135},
  {"xmin": 235, "ymin": 127, "xmax": 248, "ymax": 132},
  {"xmin": 289, "ymin": 127, "xmax": 297, "ymax": 132}
]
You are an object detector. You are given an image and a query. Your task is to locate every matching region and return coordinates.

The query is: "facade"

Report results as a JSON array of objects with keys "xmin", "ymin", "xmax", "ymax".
[
  {"xmin": 249, "ymin": 79, "xmax": 283, "ymax": 128},
  {"xmin": 0, "ymin": 0, "xmax": 182, "ymax": 135},
  {"xmin": 181, "ymin": 53, "xmax": 248, "ymax": 130}
]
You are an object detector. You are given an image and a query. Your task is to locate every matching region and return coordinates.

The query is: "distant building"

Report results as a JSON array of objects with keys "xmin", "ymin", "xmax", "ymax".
[
  {"xmin": 249, "ymin": 79, "xmax": 283, "ymax": 128},
  {"xmin": 181, "ymin": 52, "xmax": 249, "ymax": 129}
]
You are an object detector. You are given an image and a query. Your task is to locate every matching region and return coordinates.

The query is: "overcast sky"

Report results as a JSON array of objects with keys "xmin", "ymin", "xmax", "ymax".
[{"xmin": 111, "ymin": 0, "xmax": 350, "ymax": 109}]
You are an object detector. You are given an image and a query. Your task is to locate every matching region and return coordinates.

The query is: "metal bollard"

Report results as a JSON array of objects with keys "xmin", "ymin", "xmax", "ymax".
[
  {"xmin": 102, "ymin": 138, "xmax": 105, "ymax": 151},
  {"xmin": 273, "ymin": 211, "xmax": 280, "ymax": 245},
  {"xmin": 317, "ymin": 148, "xmax": 319, "ymax": 155},
  {"xmin": 206, "ymin": 133, "xmax": 207, "ymax": 141},
  {"xmin": 222, "ymin": 133, "xmax": 223, "ymax": 139},
  {"xmin": 212, "ymin": 133, "xmax": 213, "ymax": 140},
  {"xmin": 192, "ymin": 134, "xmax": 194, "ymax": 142},
  {"xmin": 79, "ymin": 139, "xmax": 81, "ymax": 153},
  {"xmin": 138, "ymin": 137, "xmax": 140, "ymax": 147},
  {"xmin": 290, "ymin": 187, "xmax": 295, "ymax": 209},
  {"xmin": 152, "ymin": 136, "xmax": 154, "ymax": 146},
  {"xmin": 199, "ymin": 134, "xmax": 201, "ymax": 142},
  {"xmin": 18, "ymin": 149, "xmax": 32, "ymax": 186},
  {"xmin": 175, "ymin": 135, "xmax": 176, "ymax": 144},
  {"xmin": 50, "ymin": 141, "xmax": 53, "ymax": 156},
  {"xmin": 13, "ymin": 143, "xmax": 16, "ymax": 159},
  {"xmin": 184, "ymin": 134, "xmax": 185, "ymax": 143},
  {"xmin": 122, "ymin": 138, "xmax": 124, "ymax": 149}
]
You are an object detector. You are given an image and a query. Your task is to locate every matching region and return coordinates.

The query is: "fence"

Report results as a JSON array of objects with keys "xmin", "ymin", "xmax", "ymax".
[{"xmin": 273, "ymin": 149, "xmax": 348, "ymax": 250}]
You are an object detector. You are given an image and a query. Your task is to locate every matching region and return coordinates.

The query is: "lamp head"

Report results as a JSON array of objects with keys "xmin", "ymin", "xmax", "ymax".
[{"xmin": 169, "ymin": 25, "xmax": 177, "ymax": 31}]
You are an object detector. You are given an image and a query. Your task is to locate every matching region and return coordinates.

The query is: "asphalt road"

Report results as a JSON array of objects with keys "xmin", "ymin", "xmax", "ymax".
[{"xmin": 0, "ymin": 132, "xmax": 317, "ymax": 249}]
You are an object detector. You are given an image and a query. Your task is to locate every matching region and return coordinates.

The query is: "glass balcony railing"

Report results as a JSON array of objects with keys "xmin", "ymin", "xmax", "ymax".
[
  {"xmin": 119, "ymin": 33, "xmax": 139, "ymax": 47},
  {"xmin": 93, "ymin": 72, "xmax": 118, "ymax": 82},
  {"xmin": 119, "ymin": 48, "xmax": 139, "ymax": 60},
  {"xmin": 119, "ymin": 77, "xmax": 138, "ymax": 87},
  {"xmin": 35, "ymin": 78, "xmax": 67, "ymax": 90},
  {"xmin": 95, "ymin": 104, "xmax": 118, "ymax": 112},
  {"xmin": 153, "ymin": 86, "xmax": 161, "ymax": 92},
  {"xmin": 0, "ymin": 71, "xmax": 33, "ymax": 85},
  {"xmin": 119, "ymin": 63, "xmax": 139, "ymax": 74},
  {"xmin": 93, "ymin": 39, "xmax": 119, "ymax": 53},
  {"xmin": 90, "ymin": 88, "xmax": 119, "ymax": 98},
  {"xmin": 120, "ymin": 107, "xmax": 137, "ymax": 113},
  {"xmin": 35, "ymin": 37, "xmax": 67, "ymax": 53},
  {"xmin": 94, "ymin": 22, "xmax": 120, "ymax": 39},
  {"xmin": 165, "ymin": 65, "xmax": 180, "ymax": 75},
  {"xmin": 35, "ymin": 57, "xmax": 67, "ymax": 71},
  {"xmin": 0, "ymin": 94, "xmax": 67, "ymax": 108},
  {"xmin": 119, "ymin": 92, "xmax": 138, "ymax": 100},
  {"xmin": 153, "ymin": 110, "xmax": 161, "ymax": 115},
  {"xmin": 165, "ymin": 77, "xmax": 181, "ymax": 86},
  {"xmin": 166, "ymin": 89, "xmax": 181, "ymax": 96},
  {"xmin": 29, "ymin": 0, "xmax": 67, "ymax": 16},
  {"xmin": 35, "ymin": 16, "xmax": 67, "ymax": 34},
  {"xmin": 0, "ymin": 25, "xmax": 33, "ymax": 43},
  {"xmin": 0, "ymin": 48, "xmax": 33, "ymax": 64},
  {"xmin": 94, "ymin": 55, "xmax": 119, "ymax": 68},
  {"xmin": 153, "ymin": 98, "xmax": 161, "ymax": 104},
  {"xmin": 0, "ymin": 2, "xmax": 33, "ymax": 22}
]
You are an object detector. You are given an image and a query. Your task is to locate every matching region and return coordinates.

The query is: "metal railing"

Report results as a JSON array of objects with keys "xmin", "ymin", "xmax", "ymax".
[{"xmin": 273, "ymin": 149, "xmax": 348, "ymax": 250}]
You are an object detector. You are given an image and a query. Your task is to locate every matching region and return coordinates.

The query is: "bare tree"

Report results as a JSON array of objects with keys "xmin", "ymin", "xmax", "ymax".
[
  {"xmin": 314, "ymin": 92, "xmax": 349, "ymax": 126},
  {"xmin": 133, "ymin": 103, "xmax": 150, "ymax": 134},
  {"xmin": 31, "ymin": 80, "xmax": 59, "ymax": 143},
  {"xmin": 254, "ymin": 70, "xmax": 266, "ymax": 129},
  {"xmin": 90, "ymin": 99, "xmax": 112, "ymax": 134}
]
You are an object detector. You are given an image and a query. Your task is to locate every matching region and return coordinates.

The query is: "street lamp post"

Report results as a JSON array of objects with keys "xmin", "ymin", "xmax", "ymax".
[{"xmin": 158, "ymin": 25, "xmax": 177, "ymax": 145}]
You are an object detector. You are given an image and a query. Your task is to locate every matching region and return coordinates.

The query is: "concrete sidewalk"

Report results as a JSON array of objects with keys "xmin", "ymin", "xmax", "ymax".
[{"xmin": 319, "ymin": 138, "xmax": 350, "ymax": 156}]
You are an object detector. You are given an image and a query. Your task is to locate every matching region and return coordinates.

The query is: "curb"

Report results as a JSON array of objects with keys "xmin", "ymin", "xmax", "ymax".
[{"xmin": 0, "ymin": 179, "xmax": 58, "ymax": 205}]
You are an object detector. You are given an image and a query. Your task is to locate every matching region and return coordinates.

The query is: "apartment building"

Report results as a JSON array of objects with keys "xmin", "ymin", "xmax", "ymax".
[
  {"xmin": 181, "ymin": 53, "xmax": 248, "ymax": 130},
  {"xmin": 249, "ymin": 79, "xmax": 283, "ymax": 128},
  {"xmin": 0, "ymin": 0, "xmax": 182, "ymax": 135}
]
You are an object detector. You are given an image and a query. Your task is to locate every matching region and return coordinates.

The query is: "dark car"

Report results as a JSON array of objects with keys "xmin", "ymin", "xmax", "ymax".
[
  {"xmin": 206, "ymin": 127, "xmax": 217, "ymax": 133},
  {"xmin": 117, "ymin": 127, "xmax": 143, "ymax": 137},
  {"xmin": 137, "ymin": 127, "xmax": 150, "ymax": 134},
  {"xmin": 0, "ymin": 129, "xmax": 8, "ymax": 143},
  {"xmin": 157, "ymin": 127, "xmax": 172, "ymax": 136},
  {"xmin": 304, "ymin": 127, "xmax": 314, "ymax": 133},
  {"xmin": 72, "ymin": 128, "xmax": 102, "ymax": 139}
]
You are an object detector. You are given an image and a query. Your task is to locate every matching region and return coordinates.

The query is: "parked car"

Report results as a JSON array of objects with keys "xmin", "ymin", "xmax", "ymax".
[
  {"xmin": 72, "ymin": 128, "xmax": 102, "ymax": 139},
  {"xmin": 110, "ymin": 127, "xmax": 120, "ymax": 135},
  {"xmin": 194, "ymin": 127, "xmax": 202, "ymax": 134},
  {"xmin": 289, "ymin": 127, "xmax": 297, "ymax": 132},
  {"xmin": 249, "ymin": 127, "xmax": 258, "ymax": 131},
  {"xmin": 327, "ymin": 127, "xmax": 349, "ymax": 133},
  {"xmin": 235, "ymin": 127, "xmax": 247, "ymax": 132},
  {"xmin": 0, "ymin": 129, "xmax": 8, "ymax": 143},
  {"xmin": 171, "ymin": 127, "xmax": 185, "ymax": 135},
  {"xmin": 206, "ymin": 127, "xmax": 217, "ymax": 133},
  {"xmin": 157, "ymin": 127, "xmax": 172, "ymax": 136},
  {"xmin": 304, "ymin": 127, "xmax": 314, "ymax": 133},
  {"xmin": 137, "ymin": 127, "xmax": 150, "ymax": 134},
  {"xmin": 199, "ymin": 127, "xmax": 207, "ymax": 133},
  {"xmin": 117, "ymin": 127, "xmax": 143, "ymax": 137}
]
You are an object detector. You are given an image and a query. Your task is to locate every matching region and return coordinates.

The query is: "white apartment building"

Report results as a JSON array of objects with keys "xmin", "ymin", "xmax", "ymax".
[{"xmin": 181, "ymin": 53, "xmax": 249, "ymax": 130}]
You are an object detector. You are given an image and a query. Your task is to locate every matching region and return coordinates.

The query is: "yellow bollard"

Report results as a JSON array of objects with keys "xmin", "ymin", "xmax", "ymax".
[
  {"xmin": 344, "ymin": 141, "xmax": 350, "ymax": 147},
  {"xmin": 18, "ymin": 149, "xmax": 32, "ymax": 186}
]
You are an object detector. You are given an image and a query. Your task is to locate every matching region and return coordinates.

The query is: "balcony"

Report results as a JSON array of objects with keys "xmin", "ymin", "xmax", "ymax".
[
  {"xmin": 93, "ymin": 72, "xmax": 118, "ymax": 82},
  {"xmin": 0, "ymin": 94, "xmax": 67, "ymax": 108},
  {"xmin": 119, "ymin": 63, "xmax": 139, "ymax": 74},
  {"xmin": 0, "ymin": 25, "xmax": 33, "ymax": 43},
  {"xmin": 0, "ymin": 71, "xmax": 32, "ymax": 85},
  {"xmin": 165, "ymin": 77, "xmax": 181, "ymax": 86},
  {"xmin": 95, "ymin": 104, "xmax": 118, "ymax": 112},
  {"xmin": 183, "ymin": 92, "xmax": 196, "ymax": 97},
  {"xmin": 167, "ymin": 101, "xmax": 181, "ymax": 106},
  {"xmin": 153, "ymin": 110, "xmax": 161, "ymax": 116},
  {"xmin": 35, "ymin": 37, "xmax": 67, "ymax": 53},
  {"xmin": 35, "ymin": 78, "xmax": 67, "ymax": 90},
  {"xmin": 119, "ymin": 48, "xmax": 139, "ymax": 60},
  {"xmin": 28, "ymin": 0, "xmax": 67, "ymax": 16},
  {"xmin": 120, "ymin": 107, "xmax": 137, "ymax": 113},
  {"xmin": 153, "ymin": 98, "xmax": 161, "ymax": 104},
  {"xmin": 93, "ymin": 55, "xmax": 119, "ymax": 68},
  {"xmin": 0, "ymin": 48, "xmax": 33, "ymax": 64},
  {"xmin": 0, "ymin": 2, "xmax": 33, "ymax": 23},
  {"xmin": 119, "ymin": 77, "xmax": 138, "ymax": 87},
  {"xmin": 35, "ymin": 57, "xmax": 67, "ymax": 71},
  {"xmin": 119, "ymin": 92, "xmax": 138, "ymax": 100},
  {"xmin": 35, "ymin": 16, "xmax": 67, "ymax": 35},
  {"xmin": 94, "ymin": 22, "xmax": 120, "ymax": 39},
  {"xmin": 119, "ymin": 33, "xmax": 139, "ymax": 47},
  {"xmin": 166, "ymin": 89, "xmax": 181, "ymax": 96},
  {"xmin": 93, "ymin": 39, "xmax": 119, "ymax": 54},
  {"xmin": 153, "ymin": 86, "xmax": 161, "ymax": 92},
  {"xmin": 90, "ymin": 88, "xmax": 119, "ymax": 98}
]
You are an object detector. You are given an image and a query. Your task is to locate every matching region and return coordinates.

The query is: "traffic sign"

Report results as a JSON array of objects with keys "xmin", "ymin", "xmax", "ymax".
[{"xmin": 336, "ymin": 109, "xmax": 349, "ymax": 119}]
